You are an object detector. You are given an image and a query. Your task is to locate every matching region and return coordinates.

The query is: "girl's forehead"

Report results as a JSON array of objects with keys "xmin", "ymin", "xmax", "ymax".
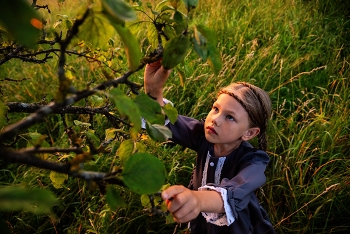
[{"xmin": 215, "ymin": 93, "xmax": 247, "ymax": 114}]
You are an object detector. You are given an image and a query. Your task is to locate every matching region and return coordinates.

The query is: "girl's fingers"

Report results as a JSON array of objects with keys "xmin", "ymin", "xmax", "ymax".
[
  {"xmin": 162, "ymin": 185, "xmax": 186, "ymax": 200},
  {"xmin": 171, "ymin": 199, "xmax": 199, "ymax": 223},
  {"xmin": 147, "ymin": 60, "xmax": 162, "ymax": 67}
]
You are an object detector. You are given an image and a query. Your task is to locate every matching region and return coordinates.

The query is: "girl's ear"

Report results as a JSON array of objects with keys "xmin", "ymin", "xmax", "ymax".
[{"xmin": 241, "ymin": 127, "xmax": 260, "ymax": 141}]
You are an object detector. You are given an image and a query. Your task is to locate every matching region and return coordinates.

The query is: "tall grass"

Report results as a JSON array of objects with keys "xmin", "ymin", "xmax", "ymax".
[{"xmin": 0, "ymin": 0, "xmax": 349, "ymax": 233}]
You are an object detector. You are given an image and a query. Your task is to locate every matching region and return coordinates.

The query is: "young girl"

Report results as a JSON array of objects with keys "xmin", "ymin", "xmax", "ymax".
[{"xmin": 144, "ymin": 61, "xmax": 275, "ymax": 234}]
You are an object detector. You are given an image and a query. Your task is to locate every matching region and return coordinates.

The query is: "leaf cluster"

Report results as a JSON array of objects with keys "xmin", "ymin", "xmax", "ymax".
[{"xmin": 0, "ymin": 0, "xmax": 222, "ymax": 225}]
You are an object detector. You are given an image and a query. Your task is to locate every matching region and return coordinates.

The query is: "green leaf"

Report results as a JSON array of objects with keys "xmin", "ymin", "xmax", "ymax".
[
  {"xmin": 101, "ymin": 1, "xmax": 141, "ymax": 70},
  {"xmin": 106, "ymin": 186, "xmax": 126, "ymax": 210},
  {"xmin": 86, "ymin": 129, "xmax": 101, "ymax": 146},
  {"xmin": 195, "ymin": 25, "xmax": 222, "ymax": 75},
  {"xmin": 74, "ymin": 120, "xmax": 91, "ymax": 127},
  {"xmin": 172, "ymin": 11, "xmax": 187, "ymax": 34},
  {"xmin": 183, "ymin": 0, "xmax": 198, "ymax": 11},
  {"xmin": 207, "ymin": 47, "xmax": 222, "ymax": 76},
  {"xmin": 0, "ymin": 186, "xmax": 57, "ymax": 214},
  {"xmin": 89, "ymin": 95, "xmax": 105, "ymax": 107},
  {"xmin": 156, "ymin": 0, "xmax": 173, "ymax": 11},
  {"xmin": 166, "ymin": 213, "xmax": 175, "ymax": 224},
  {"xmin": 78, "ymin": 12, "xmax": 115, "ymax": 48},
  {"xmin": 109, "ymin": 88, "xmax": 141, "ymax": 139},
  {"xmin": 116, "ymin": 139, "xmax": 147, "ymax": 165},
  {"xmin": 140, "ymin": 194, "xmax": 151, "ymax": 208},
  {"xmin": 141, "ymin": 183, "xmax": 171, "ymax": 208},
  {"xmin": 169, "ymin": 0, "xmax": 182, "ymax": 9},
  {"xmin": 193, "ymin": 28, "xmax": 208, "ymax": 61},
  {"xmin": 102, "ymin": 0, "xmax": 136, "ymax": 22},
  {"xmin": 105, "ymin": 128, "xmax": 118, "ymax": 141},
  {"xmin": 163, "ymin": 103, "xmax": 178, "ymax": 124},
  {"xmin": 50, "ymin": 171, "xmax": 68, "ymax": 189},
  {"xmin": 146, "ymin": 122, "xmax": 172, "ymax": 142},
  {"xmin": 116, "ymin": 139, "xmax": 136, "ymax": 165},
  {"xmin": 176, "ymin": 67, "xmax": 186, "ymax": 87},
  {"xmin": 134, "ymin": 94, "xmax": 164, "ymax": 124},
  {"xmin": 122, "ymin": 152, "xmax": 166, "ymax": 194},
  {"xmin": 162, "ymin": 34, "xmax": 191, "ymax": 70},
  {"xmin": 0, "ymin": 0, "xmax": 42, "ymax": 47},
  {"xmin": 112, "ymin": 24, "xmax": 142, "ymax": 71}
]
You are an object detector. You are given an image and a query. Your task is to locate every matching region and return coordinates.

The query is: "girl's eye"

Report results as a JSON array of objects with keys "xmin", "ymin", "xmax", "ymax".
[
  {"xmin": 212, "ymin": 106, "xmax": 218, "ymax": 112},
  {"xmin": 226, "ymin": 115, "xmax": 235, "ymax": 121}
]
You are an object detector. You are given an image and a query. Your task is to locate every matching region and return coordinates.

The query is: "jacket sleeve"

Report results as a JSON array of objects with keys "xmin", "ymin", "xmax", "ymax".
[
  {"xmin": 217, "ymin": 151, "xmax": 270, "ymax": 216},
  {"xmin": 166, "ymin": 115, "xmax": 205, "ymax": 151},
  {"xmin": 199, "ymin": 150, "xmax": 270, "ymax": 226}
]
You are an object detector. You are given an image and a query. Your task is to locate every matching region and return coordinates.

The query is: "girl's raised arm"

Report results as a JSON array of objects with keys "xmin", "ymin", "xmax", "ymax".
[{"xmin": 144, "ymin": 60, "xmax": 172, "ymax": 106}]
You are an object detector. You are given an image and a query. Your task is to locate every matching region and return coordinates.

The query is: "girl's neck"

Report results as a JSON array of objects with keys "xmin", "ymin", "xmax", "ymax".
[{"xmin": 213, "ymin": 142, "xmax": 242, "ymax": 157}]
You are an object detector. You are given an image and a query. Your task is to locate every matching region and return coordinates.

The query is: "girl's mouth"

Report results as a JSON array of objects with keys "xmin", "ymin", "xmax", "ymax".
[{"xmin": 206, "ymin": 126, "xmax": 218, "ymax": 135}]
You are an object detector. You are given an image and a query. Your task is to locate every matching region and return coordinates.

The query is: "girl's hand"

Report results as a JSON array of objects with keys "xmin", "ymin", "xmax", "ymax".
[
  {"xmin": 162, "ymin": 185, "xmax": 202, "ymax": 223},
  {"xmin": 162, "ymin": 185, "xmax": 225, "ymax": 223},
  {"xmin": 144, "ymin": 60, "xmax": 172, "ymax": 105}
]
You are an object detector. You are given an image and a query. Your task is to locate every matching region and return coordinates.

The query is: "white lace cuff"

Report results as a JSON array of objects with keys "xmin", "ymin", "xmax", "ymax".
[
  {"xmin": 198, "ymin": 185, "xmax": 235, "ymax": 226},
  {"xmin": 141, "ymin": 98, "xmax": 173, "ymax": 129}
]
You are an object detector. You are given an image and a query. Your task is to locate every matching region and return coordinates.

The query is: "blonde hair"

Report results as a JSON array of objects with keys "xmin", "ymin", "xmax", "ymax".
[{"xmin": 218, "ymin": 82, "xmax": 272, "ymax": 151}]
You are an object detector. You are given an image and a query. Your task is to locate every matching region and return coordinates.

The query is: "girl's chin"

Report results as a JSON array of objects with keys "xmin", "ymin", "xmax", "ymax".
[{"xmin": 204, "ymin": 133, "xmax": 216, "ymax": 143}]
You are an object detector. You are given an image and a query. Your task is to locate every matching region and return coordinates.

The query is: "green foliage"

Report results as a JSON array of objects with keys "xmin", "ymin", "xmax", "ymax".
[
  {"xmin": 0, "ymin": 186, "xmax": 57, "ymax": 214},
  {"xmin": 106, "ymin": 185, "xmax": 126, "ymax": 210},
  {"xmin": 193, "ymin": 24, "xmax": 222, "ymax": 75},
  {"xmin": 110, "ymin": 88, "xmax": 142, "ymax": 138},
  {"xmin": 0, "ymin": 0, "xmax": 41, "ymax": 47},
  {"xmin": 162, "ymin": 34, "xmax": 191, "ymax": 69},
  {"xmin": 50, "ymin": 171, "xmax": 68, "ymax": 189},
  {"xmin": 183, "ymin": 0, "xmax": 199, "ymax": 11},
  {"xmin": 116, "ymin": 139, "xmax": 147, "ymax": 165},
  {"xmin": 110, "ymin": 88, "xmax": 173, "ymax": 141},
  {"xmin": 101, "ymin": 0, "xmax": 140, "ymax": 70},
  {"xmin": 163, "ymin": 103, "xmax": 178, "ymax": 124},
  {"xmin": 145, "ymin": 122, "xmax": 172, "ymax": 142},
  {"xmin": 79, "ymin": 10, "xmax": 115, "ymax": 48},
  {"xmin": 122, "ymin": 152, "xmax": 167, "ymax": 194},
  {"xmin": 102, "ymin": 0, "xmax": 136, "ymax": 22},
  {"xmin": 112, "ymin": 24, "xmax": 142, "ymax": 70},
  {"xmin": 134, "ymin": 94, "xmax": 164, "ymax": 124}
]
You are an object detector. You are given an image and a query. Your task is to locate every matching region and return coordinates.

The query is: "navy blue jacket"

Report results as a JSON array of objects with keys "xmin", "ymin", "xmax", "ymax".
[{"xmin": 167, "ymin": 115, "xmax": 275, "ymax": 234}]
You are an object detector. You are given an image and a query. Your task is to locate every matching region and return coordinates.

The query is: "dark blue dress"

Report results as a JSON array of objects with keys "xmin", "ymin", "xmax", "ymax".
[{"xmin": 167, "ymin": 115, "xmax": 275, "ymax": 234}]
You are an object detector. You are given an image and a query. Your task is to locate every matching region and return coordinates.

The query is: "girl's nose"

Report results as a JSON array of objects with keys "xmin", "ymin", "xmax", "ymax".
[{"xmin": 212, "ymin": 115, "xmax": 220, "ymax": 126}]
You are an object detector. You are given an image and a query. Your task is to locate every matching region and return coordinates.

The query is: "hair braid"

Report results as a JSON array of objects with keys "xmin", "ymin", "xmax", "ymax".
[
  {"xmin": 258, "ymin": 131, "xmax": 268, "ymax": 151},
  {"xmin": 237, "ymin": 82, "xmax": 270, "ymax": 151},
  {"xmin": 237, "ymin": 82, "xmax": 268, "ymax": 123}
]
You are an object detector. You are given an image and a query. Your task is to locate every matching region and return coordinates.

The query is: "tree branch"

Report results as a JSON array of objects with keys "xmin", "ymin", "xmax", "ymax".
[
  {"xmin": 0, "ymin": 70, "xmax": 142, "ymax": 142},
  {"xmin": 19, "ymin": 146, "xmax": 83, "ymax": 155},
  {"xmin": 1, "ymin": 146, "xmax": 71, "ymax": 173},
  {"xmin": 6, "ymin": 102, "xmax": 131, "ymax": 128},
  {"xmin": 0, "ymin": 146, "xmax": 124, "ymax": 186}
]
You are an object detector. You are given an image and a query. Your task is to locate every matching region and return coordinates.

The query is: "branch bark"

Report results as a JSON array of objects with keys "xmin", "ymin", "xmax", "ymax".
[{"xmin": 0, "ymin": 146, "xmax": 123, "ymax": 185}]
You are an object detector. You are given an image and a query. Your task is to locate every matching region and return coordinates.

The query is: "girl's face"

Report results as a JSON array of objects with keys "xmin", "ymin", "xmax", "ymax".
[{"xmin": 204, "ymin": 93, "xmax": 259, "ymax": 155}]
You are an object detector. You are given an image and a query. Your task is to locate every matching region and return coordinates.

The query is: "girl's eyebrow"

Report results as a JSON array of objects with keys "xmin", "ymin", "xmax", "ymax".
[{"xmin": 215, "ymin": 102, "xmax": 239, "ymax": 117}]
